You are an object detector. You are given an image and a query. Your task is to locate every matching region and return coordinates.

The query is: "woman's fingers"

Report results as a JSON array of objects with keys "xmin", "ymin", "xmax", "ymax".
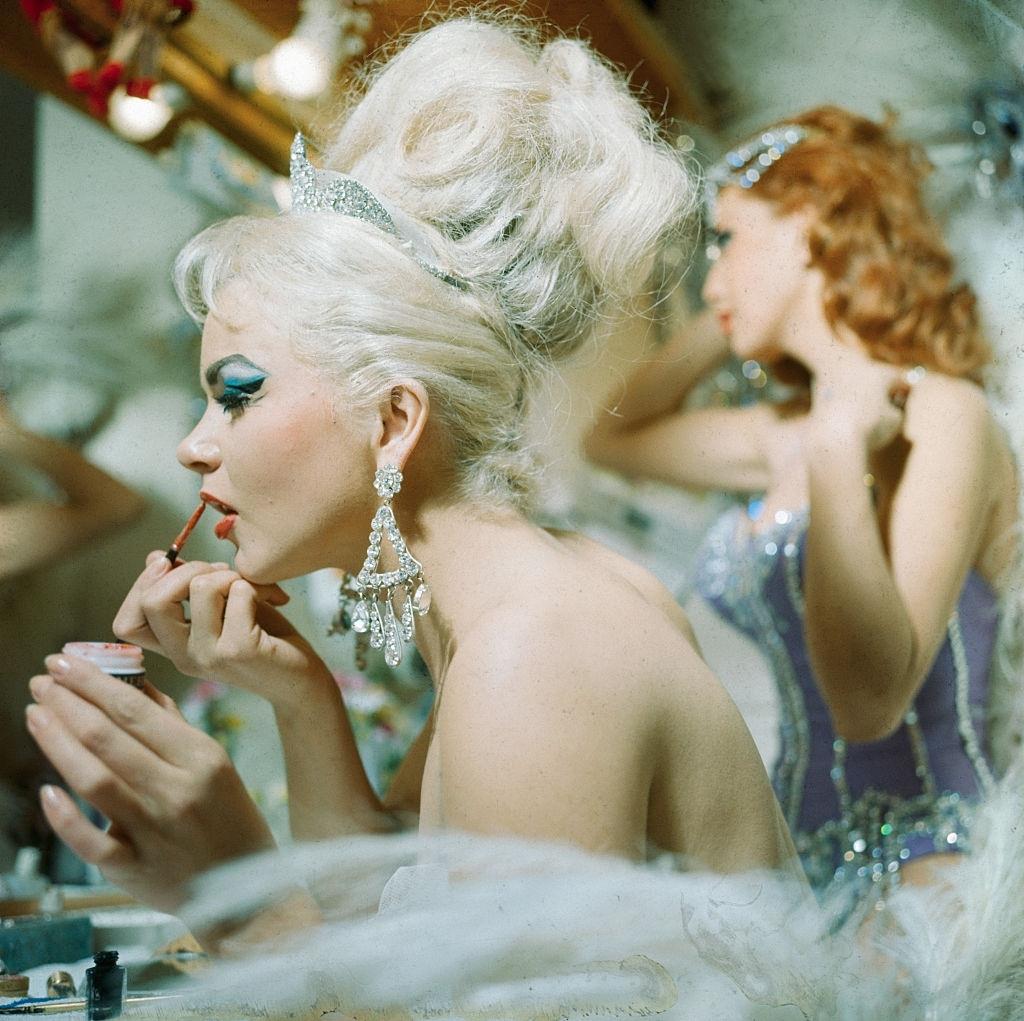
[
  {"xmin": 115, "ymin": 550, "xmax": 289, "ymax": 677},
  {"xmin": 114, "ymin": 553, "xmax": 214, "ymax": 647},
  {"xmin": 38, "ymin": 784, "xmax": 128, "ymax": 868},
  {"xmin": 29, "ymin": 673, "xmax": 177, "ymax": 786},
  {"xmin": 141, "ymin": 681, "xmax": 186, "ymax": 718},
  {"xmin": 42, "ymin": 655, "xmax": 195, "ymax": 768},
  {"xmin": 191, "ymin": 574, "xmax": 294, "ymax": 667},
  {"xmin": 263, "ymin": 584, "xmax": 290, "ymax": 607},
  {"xmin": 112, "ymin": 552, "xmax": 174, "ymax": 649},
  {"xmin": 221, "ymin": 579, "xmax": 263, "ymax": 651},
  {"xmin": 25, "ymin": 701, "xmax": 145, "ymax": 826},
  {"xmin": 187, "ymin": 570, "xmax": 243, "ymax": 667},
  {"xmin": 253, "ymin": 599, "xmax": 300, "ymax": 640},
  {"xmin": 135, "ymin": 560, "xmax": 228, "ymax": 666}
]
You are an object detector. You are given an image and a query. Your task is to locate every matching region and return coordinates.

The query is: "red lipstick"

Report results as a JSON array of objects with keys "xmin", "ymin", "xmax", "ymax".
[
  {"xmin": 165, "ymin": 502, "xmax": 207, "ymax": 565},
  {"xmin": 214, "ymin": 514, "xmax": 237, "ymax": 540},
  {"xmin": 200, "ymin": 490, "xmax": 238, "ymax": 541}
]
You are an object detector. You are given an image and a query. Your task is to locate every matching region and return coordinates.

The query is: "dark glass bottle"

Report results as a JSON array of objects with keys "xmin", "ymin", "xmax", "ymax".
[{"xmin": 85, "ymin": 950, "xmax": 126, "ymax": 1020}]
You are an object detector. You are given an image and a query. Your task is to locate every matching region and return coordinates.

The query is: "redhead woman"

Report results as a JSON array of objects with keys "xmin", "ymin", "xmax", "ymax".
[
  {"xmin": 588, "ymin": 106, "xmax": 1017, "ymax": 907},
  {"xmin": 24, "ymin": 17, "xmax": 798, "ymax": 915}
]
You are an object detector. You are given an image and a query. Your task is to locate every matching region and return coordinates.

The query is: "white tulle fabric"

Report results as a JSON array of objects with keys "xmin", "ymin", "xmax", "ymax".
[{"xmin": 144, "ymin": 770, "xmax": 1024, "ymax": 1020}]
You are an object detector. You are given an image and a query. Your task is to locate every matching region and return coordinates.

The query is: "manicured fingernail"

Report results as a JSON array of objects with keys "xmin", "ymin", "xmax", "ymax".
[
  {"xmin": 40, "ymin": 785, "xmax": 63, "ymax": 808},
  {"xmin": 25, "ymin": 704, "xmax": 51, "ymax": 729},
  {"xmin": 45, "ymin": 655, "xmax": 71, "ymax": 679},
  {"xmin": 29, "ymin": 675, "xmax": 53, "ymax": 699}
]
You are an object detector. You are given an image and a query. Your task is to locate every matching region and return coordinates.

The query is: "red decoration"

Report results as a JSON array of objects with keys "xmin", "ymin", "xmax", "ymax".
[
  {"xmin": 19, "ymin": 0, "xmax": 195, "ymax": 128},
  {"xmin": 18, "ymin": 0, "xmax": 56, "ymax": 28},
  {"xmin": 97, "ymin": 59, "xmax": 124, "ymax": 90},
  {"xmin": 66, "ymin": 68, "xmax": 93, "ymax": 94},
  {"xmin": 125, "ymin": 76, "xmax": 155, "ymax": 98}
]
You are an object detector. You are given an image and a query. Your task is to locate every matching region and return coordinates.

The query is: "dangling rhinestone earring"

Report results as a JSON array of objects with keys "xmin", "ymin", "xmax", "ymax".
[{"xmin": 329, "ymin": 464, "xmax": 431, "ymax": 670}]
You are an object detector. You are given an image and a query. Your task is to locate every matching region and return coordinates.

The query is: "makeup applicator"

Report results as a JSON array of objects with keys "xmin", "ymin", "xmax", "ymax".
[{"xmin": 165, "ymin": 501, "xmax": 206, "ymax": 564}]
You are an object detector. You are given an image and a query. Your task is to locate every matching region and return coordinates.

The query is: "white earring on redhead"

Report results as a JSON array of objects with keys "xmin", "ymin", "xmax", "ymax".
[{"xmin": 329, "ymin": 464, "xmax": 431, "ymax": 670}]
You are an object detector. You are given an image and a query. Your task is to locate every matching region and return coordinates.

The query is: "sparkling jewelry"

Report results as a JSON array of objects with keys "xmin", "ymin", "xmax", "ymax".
[
  {"xmin": 329, "ymin": 464, "xmax": 431, "ymax": 670},
  {"xmin": 289, "ymin": 133, "xmax": 467, "ymax": 290},
  {"xmin": 704, "ymin": 124, "xmax": 809, "ymax": 217}
]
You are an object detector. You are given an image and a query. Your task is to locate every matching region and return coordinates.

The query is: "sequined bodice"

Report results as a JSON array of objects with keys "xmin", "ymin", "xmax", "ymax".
[{"xmin": 694, "ymin": 505, "xmax": 998, "ymax": 893}]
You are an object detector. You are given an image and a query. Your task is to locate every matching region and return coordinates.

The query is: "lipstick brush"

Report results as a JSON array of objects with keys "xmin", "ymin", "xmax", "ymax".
[{"xmin": 165, "ymin": 501, "xmax": 207, "ymax": 565}]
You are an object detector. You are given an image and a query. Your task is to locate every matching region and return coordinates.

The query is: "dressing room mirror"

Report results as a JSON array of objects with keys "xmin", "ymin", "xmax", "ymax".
[
  {"xmin": 0, "ymin": 2, "xmax": 1021, "ymax": 1010},
  {"xmin": 0, "ymin": 0, "xmax": 698, "ymax": 881}
]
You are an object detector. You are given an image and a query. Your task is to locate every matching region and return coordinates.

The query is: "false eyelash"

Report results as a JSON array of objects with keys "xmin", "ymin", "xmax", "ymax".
[
  {"xmin": 215, "ymin": 391, "xmax": 253, "ymax": 413},
  {"xmin": 214, "ymin": 376, "xmax": 268, "ymax": 415},
  {"xmin": 214, "ymin": 385, "xmax": 265, "ymax": 416}
]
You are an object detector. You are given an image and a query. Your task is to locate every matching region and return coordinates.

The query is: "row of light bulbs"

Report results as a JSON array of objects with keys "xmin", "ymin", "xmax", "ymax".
[{"xmin": 108, "ymin": 2, "xmax": 371, "ymax": 143}]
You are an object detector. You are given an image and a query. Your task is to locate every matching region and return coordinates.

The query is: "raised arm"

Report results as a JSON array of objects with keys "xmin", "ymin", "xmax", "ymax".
[
  {"xmin": 803, "ymin": 372, "xmax": 996, "ymax": 742},
  {"xmin": 0, "ymin": 407, "xmax": 146, "ymax": 581},
  {"xmin": 584, "ymin": 310, "xmax": 772, "ymax": 493}
]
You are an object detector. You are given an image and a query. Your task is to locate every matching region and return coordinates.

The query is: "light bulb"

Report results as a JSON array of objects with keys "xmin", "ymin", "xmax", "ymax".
[
  {"xmin": 108, "ymin": 85, "xmax": 175, "ymax": 142},
  {"xmin": 266, "ymin": 37, "xmax": 331, "ymax": 100}
]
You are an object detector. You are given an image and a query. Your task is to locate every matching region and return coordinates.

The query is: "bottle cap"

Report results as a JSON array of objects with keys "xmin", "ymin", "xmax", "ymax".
[
  {"xmin": 47, "ymin": 970, "xmax": 77, "ymax": 998},
  {"xmin": 0, "ymin": 974, "xmax": 29, "ymax": 996},
  {"xmin": 63, "ymin": 643, "xmax": 144, "ymax": 676}
]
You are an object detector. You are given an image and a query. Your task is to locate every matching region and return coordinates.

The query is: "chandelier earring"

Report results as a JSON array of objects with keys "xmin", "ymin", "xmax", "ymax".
[{"xmin": 329, "ymin": 464, "xmax": 431, "ymax": 670}]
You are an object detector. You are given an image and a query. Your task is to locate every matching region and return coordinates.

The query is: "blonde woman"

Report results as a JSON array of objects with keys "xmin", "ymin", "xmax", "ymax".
[{"xmin": 26, "ymin": 17, "xmax": 798, "ymax": 913}]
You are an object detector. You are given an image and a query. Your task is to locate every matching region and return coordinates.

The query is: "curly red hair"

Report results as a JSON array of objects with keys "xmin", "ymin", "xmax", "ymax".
[{"xmin": 745, "ymin": 106, "xmax": 989, "ymax": 381}]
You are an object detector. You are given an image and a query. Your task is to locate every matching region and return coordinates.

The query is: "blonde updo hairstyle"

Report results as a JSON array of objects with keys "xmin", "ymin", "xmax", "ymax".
[{"xmin": 175, "ymin": 15, "xmax": 695, "ymax": 508}]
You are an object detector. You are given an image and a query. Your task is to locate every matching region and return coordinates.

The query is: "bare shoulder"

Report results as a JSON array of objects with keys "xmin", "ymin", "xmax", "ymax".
[
  {"xmin": 440, "ymin": 552, "xmax": 716, "ymax": 746},
  {"xmin": 904, "ymin": 373, "xmax": 991, "ymax": 442},
  {"xmin": 902, "ymin": 375, "xmax": 1011, "ymax": 510},
  {"xmin": 433, "ymin": 578, "xmax": 694, "ymax": 852},
  {"xmin": 547, "ymin": 530, "xmax": 699, "ymax": 645}
]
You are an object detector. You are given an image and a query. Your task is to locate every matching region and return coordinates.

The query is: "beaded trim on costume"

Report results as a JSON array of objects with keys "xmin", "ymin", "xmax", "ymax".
[
  {"xmin": 697, "ymin": 506, "xmax": 812, "ymax": 832},
  {"xmin": 798, "ymin": 788, "xmax": 974, "ymax": 892}
]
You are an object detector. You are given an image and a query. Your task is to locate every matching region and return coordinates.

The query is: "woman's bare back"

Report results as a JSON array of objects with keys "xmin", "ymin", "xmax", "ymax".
[{"xmin": 404, "ymin": 528, "xmax": 798, "ymax": 874}]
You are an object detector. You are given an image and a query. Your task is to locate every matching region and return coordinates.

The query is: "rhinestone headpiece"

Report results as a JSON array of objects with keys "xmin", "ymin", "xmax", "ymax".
[
  {"xmin": 289, "ymin": 133, "xmax": 468, "ymax": 290},
  {"xmin": 704, "ymin": 124, "xmax": 809, "ymax": 218}
]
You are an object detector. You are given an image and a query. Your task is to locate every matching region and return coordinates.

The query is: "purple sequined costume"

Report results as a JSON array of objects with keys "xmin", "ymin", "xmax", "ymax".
[{"xmin": 694, "ymin": 505, "xmax": 998, "ymax": 894}]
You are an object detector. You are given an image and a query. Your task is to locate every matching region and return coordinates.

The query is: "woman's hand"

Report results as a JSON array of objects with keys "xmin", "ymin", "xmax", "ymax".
[
  {"xmin": 112, "ymin": 553, "xmax": 335, "ymax": 711},
  {"xmin": 26, "ymin": 654, "xmax": 275, "ymax": 912},
  {"xmin": 806, "ymin": 337, "xmax": 908, "ymax": 452}
]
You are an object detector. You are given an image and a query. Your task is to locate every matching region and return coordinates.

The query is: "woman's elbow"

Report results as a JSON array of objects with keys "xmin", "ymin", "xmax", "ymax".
[
  {"xmin": 94, "ymin": 483, "xmax": 147, "ymax": 527},
  {"xmin": 115, "ymin": 488, "xmax": 148, "ymax": 525},
  {"xmin": 818, "ymin": 638, "xmax": 919, "ymax": 743},
  {"xmin": 829, "ymin": 686, "xmax": 911, "ymax": 744},
  {"xmin": 833, "ymin": 713, "xmax": 900, "ymax": 744}
]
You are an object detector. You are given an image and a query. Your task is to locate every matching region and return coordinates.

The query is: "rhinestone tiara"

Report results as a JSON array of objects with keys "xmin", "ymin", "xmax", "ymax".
[
  {"xmin": 289, "ymin": 133, "xmax": 468, "ymax": 290},
  {"xmin": 704, "ymin": 123, "xmax": 809, "ymax": 217}
]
